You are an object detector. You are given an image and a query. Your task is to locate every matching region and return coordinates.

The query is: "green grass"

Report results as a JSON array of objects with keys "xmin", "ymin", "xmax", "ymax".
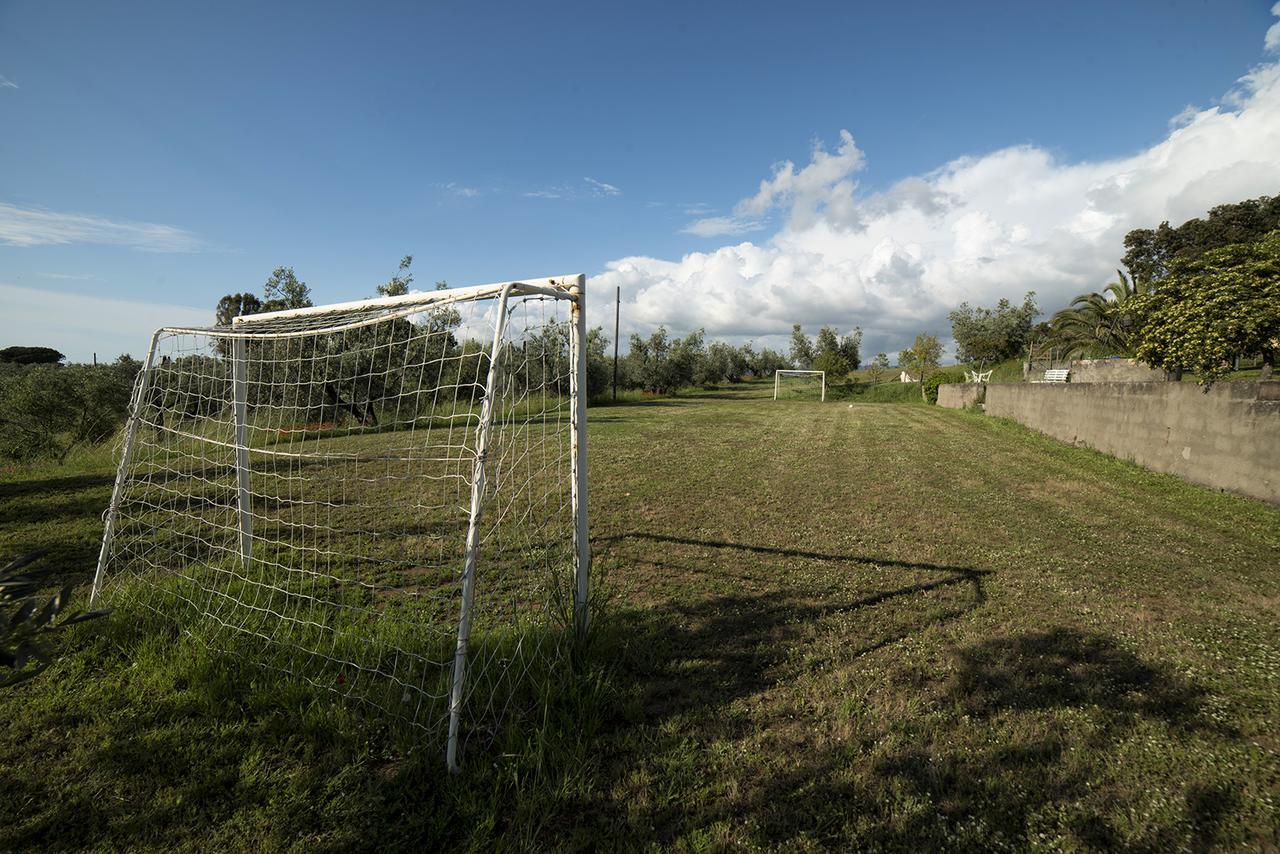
[{"xmin": 3, "ymin": 380, "xmax": 1279, "ymax": 849}]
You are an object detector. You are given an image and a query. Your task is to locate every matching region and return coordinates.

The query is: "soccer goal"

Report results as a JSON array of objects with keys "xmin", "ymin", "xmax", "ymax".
[
  {"xmin": 91, "ymin": 274, "xmax": 589, "ymax": 771},
  {"xmin": 774, "ymin": 369, "xmax": 826, "ymax": 401}
]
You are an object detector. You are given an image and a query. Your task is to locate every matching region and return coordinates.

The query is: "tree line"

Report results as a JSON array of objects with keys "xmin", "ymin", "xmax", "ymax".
[{"xmin": 940, "ymin": 194, "xmax": 1280, "ymax": 384}]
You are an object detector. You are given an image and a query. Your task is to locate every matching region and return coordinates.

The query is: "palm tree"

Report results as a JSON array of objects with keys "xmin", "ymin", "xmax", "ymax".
[{"xmin": 1048, "ymin": 270, "xmax": 1150, "ymax": 359}]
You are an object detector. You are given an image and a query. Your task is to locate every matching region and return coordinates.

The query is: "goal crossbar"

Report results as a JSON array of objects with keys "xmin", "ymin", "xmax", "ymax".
[
  {"xmin": 151, "ymin": 277, "xmax": 584, "ymax": 341},
  {"xmin": 774, "ymin": 369, "xmax": 826, "ymax": 402}
]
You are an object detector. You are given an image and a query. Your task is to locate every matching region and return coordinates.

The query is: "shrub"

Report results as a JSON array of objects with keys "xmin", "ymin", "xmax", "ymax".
[
  {"xmin": 923, "ymin": 369, "xmax": 965, "ymax": 405},
  {"xmin": 0, "ymin": 362, "xmax": 137, "ymax": 462}
]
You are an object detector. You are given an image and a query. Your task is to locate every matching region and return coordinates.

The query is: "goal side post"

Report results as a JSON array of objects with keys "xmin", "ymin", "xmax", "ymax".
[
  {"xmin": 569, "ymin": 274, "xmax": 589, "ymax": 639},
  {"xmin": 773, "ymin": 369, "xmax": 826, "ymax": 402},
  {"xmin": 447, "ymin": 283, "xmax": 515, "ymax": 772},
  {"xmin": 91, "ymin": 331, "xmax": 161, "ymax": 606},
  {"xmin": 230, "ymin": 331, "xmax": 253, "ymax": 566}
]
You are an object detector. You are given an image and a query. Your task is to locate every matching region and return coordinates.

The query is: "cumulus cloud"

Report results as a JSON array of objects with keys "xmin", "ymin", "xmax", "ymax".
[
  {"xmin": 591, "ymin": 29, "xmax": 1280, "ymax": 360},
  {"xmin": 0, "ymin": 202, "xmax": 203, "ymax": 251},
  {"xmin": 1267, "ymin": 1, "xmax": 1280, "ymax": 53}
]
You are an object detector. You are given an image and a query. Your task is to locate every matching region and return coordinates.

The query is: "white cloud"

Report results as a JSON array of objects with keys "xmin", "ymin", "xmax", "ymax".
[
  {"xmin": 1267, "ymin": 1, "xmax": 1280, "ymax": 52},
  {"xmin": 0, "ymin": 76, "xmax": 17, "ymax": 89},
  {"xmin": 592, "ymin": 34, "xmax": 1280, "ymax": 361},
  {"xmin": 437, "ymin": 182, "xmax": 481, "ymax": 198},
  {"xmin": 0, "ymin": 283, "xmax": 212, "ymax": 362},
  {"xmin": 680, "ymin": 214, "xmax": 767, "ymax": 237},
  {"xmin": 40, "ymin": 272, "xmax": 95, "ymax": 280},
  {"xmin": 0, "ymin": 203, "xmax": 203, "ymax": 251},
  {"xmin": 523, "ymin": 189, "xmax": 565, "ymax": 199},
  {"xmin": 584, "ymin": 177, "xmax": 622, "ymax": 197}
]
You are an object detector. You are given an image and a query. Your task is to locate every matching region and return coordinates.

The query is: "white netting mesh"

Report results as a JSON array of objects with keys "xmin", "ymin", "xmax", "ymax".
[{"xmin": 94, "ymin": 283, "xmax": 581, "ymax": 764}]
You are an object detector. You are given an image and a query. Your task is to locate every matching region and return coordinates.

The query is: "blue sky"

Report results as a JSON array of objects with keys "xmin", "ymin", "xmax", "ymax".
[{"xmin": 3, "ymin": 1, "xmax": 1280, "ymax": 360}]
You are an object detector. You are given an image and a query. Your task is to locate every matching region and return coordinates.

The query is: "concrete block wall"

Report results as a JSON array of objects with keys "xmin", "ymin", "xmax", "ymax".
[
  {"xmin": 983, "ymin": 381, "xmax": 1280, "ymax": 503},
  {"xmin": 1024, "ymin": 358, "xmax": 1167, "ymax": 383},
  {"xmin": 937, "ymin": 383, "xmax": 986, "ymax": 409}
]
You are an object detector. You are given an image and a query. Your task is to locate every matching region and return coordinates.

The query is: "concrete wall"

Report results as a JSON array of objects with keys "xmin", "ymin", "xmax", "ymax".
[
  {"xmin": 1069, "ymin": 359, "xmax": 1168, "ymax": 383},
  {"xmin": 1024, "ymin": 358, "xmax": 1167, "ymax": 383},
  {"xmin": 983, "ymin": 381, "xmax": 1280, "ymax": 503},
  {"xmin": 938, "ymin": 383, "xmax": 985, "ymax": 409}
]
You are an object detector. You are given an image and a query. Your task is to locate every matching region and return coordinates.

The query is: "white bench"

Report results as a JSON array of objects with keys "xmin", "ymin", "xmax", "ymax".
[
  {"xmin": 1034, "ymin": 369, "xmax": 1070, "ymax": 383},
  {"xmin": 964, "ymin": 369, "xmax": 993, "ymax": 383}
]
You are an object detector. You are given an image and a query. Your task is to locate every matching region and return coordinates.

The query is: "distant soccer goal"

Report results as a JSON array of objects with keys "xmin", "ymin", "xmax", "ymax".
[
  {"xmin": 92, "ymin": 275, "xmax": 590, "ymax": 771},
  {"xmin": 774, "ymin": 369, "xmax": 826, "ymax": 402}
]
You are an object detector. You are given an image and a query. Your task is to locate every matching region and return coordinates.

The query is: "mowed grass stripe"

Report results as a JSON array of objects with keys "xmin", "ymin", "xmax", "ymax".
[{"xmin": 1, "ymin": 382, "xmax": 1278, "ymax": 850}]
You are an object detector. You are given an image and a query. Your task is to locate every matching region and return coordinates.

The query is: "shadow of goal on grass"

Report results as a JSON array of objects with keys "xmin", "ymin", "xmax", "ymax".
[
  {"xmin": 595, "ymin": 532, "xmax": 993, "ymax": 714},
  {"xmin": 581, "ymin": 534, "xmax": 1247, "ymax": 848}
]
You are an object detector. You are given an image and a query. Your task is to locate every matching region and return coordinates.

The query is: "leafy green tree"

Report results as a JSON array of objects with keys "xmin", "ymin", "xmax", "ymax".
[
  {"xmin": 585, "ymin": 327, "xmax": 611, "ymax": 399},
  {"xmin": 750, "ymin": 347, "xmax": 789, "ymax": 378},
  {"xmin": 378, "ymin": 255, "xmax": 414, "ymax": 297},
  {"xmin": 901, "ymin": 334, "xmax": 942, "ymax": 401},
  {"xmin": 867, "ymin": 352, "xmax": 890, "ymax": 384},
  {"xmin": 812, "ymin": 350, "xmax": 849, "ymax": 379},
  {"xmin": 1132, "ymin": 231, "xmax": 1280, "ymax": 383},
  {"xmin": 0, "ymin": 347, "xmax": 64, "ymax": 365},
  {"xmin": 215, "ymin": 292, "xmax": 263, "ymax": 327},
  {"xmin": 815, "ymin": 326, "xmax": 840, "ymax": 358},
  {"xmin": 789, "ymin": 324, "xmax": 814, "ymax": 369},
  {"xmin": 812, "ymin": 325, "xmax": 850, "ymax": 378},
  {"xmin": 949, "ymin": 292, "xmax": 1039, "ymax": 367},
  {"xmin": 262, "ymin": 266, "xmax": 312, "ymax": 312},
  {"xmin": 1123, "ymin": 195, "xmax": 1280, "ymax": 285},
  {"xmin": 0, "ymin": 364, "xmax": 134, "ymax": 462},
  {"xmin": 626, "ymin": 327, "xmax": 706, "ymax": 393},
  {"xmin": 701, "ymin": 341, "xmax": 736, "ymax": 386},
  {"xmin": 839, "ymin": 328, "xmax": 862, "ymax": 370},
  {"xmin": 809, "ymin": 324, "xmax": 862, "ymax": 374}
]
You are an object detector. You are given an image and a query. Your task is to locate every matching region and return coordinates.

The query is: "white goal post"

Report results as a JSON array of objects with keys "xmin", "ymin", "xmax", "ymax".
[
  {"xmin": 774, "ymin": 369, "xmax": 826, "ymax": 402},
  {"xmin": 91, "ymin": 274, "xmax": 589, "ymax": 772}
]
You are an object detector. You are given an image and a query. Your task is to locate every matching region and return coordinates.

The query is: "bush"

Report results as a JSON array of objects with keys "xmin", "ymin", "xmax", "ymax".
[
  {"xmin": 923, "ymin": 370, "xmax": 965, "ymax": 405},
  {"xmin": 0, "ymin": 361, "xmax": 138, "ymax": 463}
]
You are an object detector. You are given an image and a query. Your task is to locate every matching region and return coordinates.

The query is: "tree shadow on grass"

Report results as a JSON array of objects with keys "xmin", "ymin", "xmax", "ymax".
[
  {"xmin": 628, "ymin": 624, "xmax": 1239, "ymax": 849},
  {"xmin": 0, "ymin": 530, "xmax": 1253, "ymax": 850},
  {"xmin": 0, "ymin": 471, "xmax": 115, "ymax": 500},
  {"xmin": 572, "ymin": 533, "xmax": 1246, "ymax": 848}
]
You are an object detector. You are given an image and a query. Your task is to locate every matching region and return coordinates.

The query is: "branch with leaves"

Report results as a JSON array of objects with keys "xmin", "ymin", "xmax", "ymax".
[{"xmin": 2, "ymin": 550, "xmax": 112, "ymax": 687}]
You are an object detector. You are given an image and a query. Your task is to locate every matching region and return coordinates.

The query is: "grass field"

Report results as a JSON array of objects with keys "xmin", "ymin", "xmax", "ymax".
[{"xmin": 2, "ymin": 381, "xmax": 1279, "ymax": 850}]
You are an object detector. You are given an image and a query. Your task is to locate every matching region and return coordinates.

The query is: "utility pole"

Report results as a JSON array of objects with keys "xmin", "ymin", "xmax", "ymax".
[{"xmin": 612, "ymin": 285, "xmax": 620, "ymax": 401}]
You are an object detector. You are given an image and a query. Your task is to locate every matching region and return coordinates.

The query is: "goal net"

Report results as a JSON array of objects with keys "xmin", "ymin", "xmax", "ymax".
[
  {"xmin": 92, "ymin": 275, "xmax": 589, "ymax": 770},
  {"xmin": 773, "ymin": 369, "xmax": 826, "ymax": 401}
]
